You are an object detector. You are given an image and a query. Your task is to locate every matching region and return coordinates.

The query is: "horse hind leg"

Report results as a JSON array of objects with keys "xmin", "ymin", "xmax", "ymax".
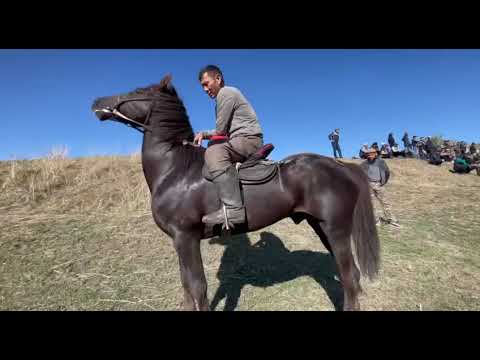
[
  {"xmin": 308, "ymin": 217, "xmax": 361, "ymax": 311},
  {"xmin": 306, "ymin": 215, "xmax": 333, "ymax": 256}
]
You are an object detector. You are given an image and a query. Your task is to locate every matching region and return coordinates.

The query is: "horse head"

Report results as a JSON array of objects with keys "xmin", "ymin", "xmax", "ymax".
[{"xmin": 91, "ymin": 74, "xmax": 179, "ymax": 128}]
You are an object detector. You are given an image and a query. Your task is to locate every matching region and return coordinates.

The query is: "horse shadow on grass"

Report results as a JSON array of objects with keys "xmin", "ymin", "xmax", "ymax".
[{"xmin": 209, "ymin": 231, "xmax": 344, "ymax": 311}]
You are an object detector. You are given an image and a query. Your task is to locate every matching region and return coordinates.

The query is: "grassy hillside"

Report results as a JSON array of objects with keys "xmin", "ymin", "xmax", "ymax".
[{"xmin": 1, "ymin": 152, "xmax": 479, "ymax": 310}]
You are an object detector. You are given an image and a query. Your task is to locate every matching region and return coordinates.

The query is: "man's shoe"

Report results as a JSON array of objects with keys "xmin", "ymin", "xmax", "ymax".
[
  {"xmin": 388, "ymin": 219, "xmax": 401, "ymax": 228},
  {"xmin": 202, "ymin": 206, "xmax": 246, "ymax": 228}
]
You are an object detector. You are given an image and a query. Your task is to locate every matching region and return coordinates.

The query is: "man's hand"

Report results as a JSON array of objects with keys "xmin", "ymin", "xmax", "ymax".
[{"xmin": 193, "ymin": 132, "xmax": 204, "ymax": 146}]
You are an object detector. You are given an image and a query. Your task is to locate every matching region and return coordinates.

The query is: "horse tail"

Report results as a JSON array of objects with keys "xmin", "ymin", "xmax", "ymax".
[{"xmin": 348, "ymin": 164, "xmax": 381, "ymax": 280}]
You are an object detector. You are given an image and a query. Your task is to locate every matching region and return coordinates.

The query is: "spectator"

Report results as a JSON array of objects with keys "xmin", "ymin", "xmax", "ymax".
[
  {"xmin": 360, "ymin": 148, "xmax": 400, "ymax": 227},
  {"xmin": 359, "ymin": 143, "xmax": 369, "ymax": 159},
  {"xmin": 470, "ymin": 142, "xmax": 477, "ymax": 155},
  {"xmin": 388, "ymin": 133, "xmax": 396, "ymax": 148},
  {"xmin": 402, "ymin": 132, "xmax": 411, "ymax": 152},
  {"xmin": 411, "ymin": 136, "xmax": 419, "ymax": 154},
  {"xmin": 328, "ymin": 128, "xmax": 343, "ymax": 159}
]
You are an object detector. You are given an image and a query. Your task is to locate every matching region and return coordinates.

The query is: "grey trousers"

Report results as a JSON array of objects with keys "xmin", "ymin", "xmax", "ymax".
[{"xmin": 205, "ymin": 135, "xmax": 263, "ymax": 177}]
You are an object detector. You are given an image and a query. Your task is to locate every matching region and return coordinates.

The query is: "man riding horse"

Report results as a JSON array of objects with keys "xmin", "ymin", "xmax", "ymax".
[{"xmin": 193, "ymin": 65, "xmax": 264, "ymax": 228}]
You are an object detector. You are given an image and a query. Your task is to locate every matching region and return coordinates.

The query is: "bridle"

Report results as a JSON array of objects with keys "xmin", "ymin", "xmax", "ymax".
[
  {"xmin": 95, "ymin": 96, "xmax": 155, "ymax": 134},
  {"xmin": 95, "ymin": 95, "xmax": 197, "ymax": 146}
]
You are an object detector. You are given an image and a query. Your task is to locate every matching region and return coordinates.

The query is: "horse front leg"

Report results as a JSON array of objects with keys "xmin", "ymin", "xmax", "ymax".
[{"xmin": 173, "ymin": 232, "xmax": 210, "ymax": 311}]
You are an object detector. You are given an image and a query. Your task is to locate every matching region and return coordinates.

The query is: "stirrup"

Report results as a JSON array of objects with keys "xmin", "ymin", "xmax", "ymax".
[{"xmin": 222, "ymin": 204, "xmax": 232, "ymax": 231}]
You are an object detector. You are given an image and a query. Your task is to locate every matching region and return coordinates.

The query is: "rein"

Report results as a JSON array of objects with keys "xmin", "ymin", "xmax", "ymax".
[
  {"xmin": 104, "ymin": 96, "xmax": 156, "ymax": 134},
  {"xmin": 99, "ymin": 94, "xmax": 196, "ymax": 145},
  {"xmin": 98, "ymin": 108, "xmax": 151, "ymax": 134}
]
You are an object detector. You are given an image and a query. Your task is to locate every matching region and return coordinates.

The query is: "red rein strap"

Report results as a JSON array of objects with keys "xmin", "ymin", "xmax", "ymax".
[{"xmin": 210, "ymin": 135, "xmax": 229, "ymax": 141}]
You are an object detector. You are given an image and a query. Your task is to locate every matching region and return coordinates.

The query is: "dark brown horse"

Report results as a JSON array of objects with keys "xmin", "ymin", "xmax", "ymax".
[{"xmin": 91, "ymin": 75, "xmax": 380, "ymax": 311}]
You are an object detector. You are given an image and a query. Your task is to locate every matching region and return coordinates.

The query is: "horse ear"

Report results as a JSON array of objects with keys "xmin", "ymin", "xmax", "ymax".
[
  {"xmin": 159, "ymin": 73, "xmax": 172, "ymax": 89},
  {"xmin": 159, "ymin": 73, "xmax": 177, "ymax": 96}
]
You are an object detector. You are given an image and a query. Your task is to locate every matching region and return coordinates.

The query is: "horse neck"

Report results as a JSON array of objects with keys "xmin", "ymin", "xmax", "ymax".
[
  {"xmin": 140, "ymin": 131, "xmax": 202, "ymax": 193},
  {"xmin": 139, "ymin": 97, "xmax": 199, "ymax": 191}
]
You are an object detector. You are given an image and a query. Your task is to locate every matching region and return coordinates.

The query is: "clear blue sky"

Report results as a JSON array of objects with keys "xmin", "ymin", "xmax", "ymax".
[{"xmin": 1, "ymin": 49, "xmax": 479, "ymax": 161}]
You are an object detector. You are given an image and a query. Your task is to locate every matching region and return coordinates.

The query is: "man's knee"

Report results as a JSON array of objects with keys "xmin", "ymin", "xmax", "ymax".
[{"xmin": 205, "ymin": 144, "xmax": 230, "ymax": 173}]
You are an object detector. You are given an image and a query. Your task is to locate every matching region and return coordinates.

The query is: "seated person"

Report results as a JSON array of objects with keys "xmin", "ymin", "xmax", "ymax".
[
  {"xmin": 428, "ymin": 150, "xmax": 443, "ymax": 165},
  {"xmin": 452, "ymin": 152, "xmax": 480, "ymax": 175},
  {"xmin": 380, "ymin": 142, "xmax": 392, "ymax": 158},
  {"xmin": 359, "ymin": 143, "xmax": 369, "ymax": 159}
]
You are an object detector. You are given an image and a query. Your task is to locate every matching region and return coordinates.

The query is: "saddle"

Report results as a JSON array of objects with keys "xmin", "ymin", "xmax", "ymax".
[{"xmin": 203, "ymin": 143, "xmax": 279, "ymax": 185}]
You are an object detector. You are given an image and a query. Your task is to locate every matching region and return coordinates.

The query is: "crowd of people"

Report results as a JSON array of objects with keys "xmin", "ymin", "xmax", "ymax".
[
  {"xmin": 327, "ymin": 128, "xmax": 479, "ymax": 229},
  {"xmin": 355, "ymin": 132, "xmax": 480, "ymax": 175}
]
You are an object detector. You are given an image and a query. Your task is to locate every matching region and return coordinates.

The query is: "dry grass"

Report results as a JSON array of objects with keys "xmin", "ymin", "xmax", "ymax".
[{"xmin": 1, "ymin": 152, "xmax": 479, "ymax": 311}]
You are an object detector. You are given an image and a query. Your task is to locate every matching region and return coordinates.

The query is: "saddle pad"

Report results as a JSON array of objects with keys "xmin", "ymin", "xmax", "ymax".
[{"xmin": 203, "ymin": 160, "xmax": 278, "ymax": 185}]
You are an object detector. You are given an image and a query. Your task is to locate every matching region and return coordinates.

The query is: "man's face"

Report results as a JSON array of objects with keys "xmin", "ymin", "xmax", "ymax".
[{"xmin": 200, "ymin": 72, "xmax": 223, "ymax": 99}]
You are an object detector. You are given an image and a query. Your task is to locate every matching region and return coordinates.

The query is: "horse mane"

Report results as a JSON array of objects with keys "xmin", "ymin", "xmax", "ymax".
[
  {"xmin": 134, "ymin": 74, "xmax": 178, "ymax": 98},
  {"xmin": 136, "ymin": 75, "xmax": 205, "ymax": 171},
  {"xmin": 134, "ymin": 76, "xmax": 193, "ymax": 140}
]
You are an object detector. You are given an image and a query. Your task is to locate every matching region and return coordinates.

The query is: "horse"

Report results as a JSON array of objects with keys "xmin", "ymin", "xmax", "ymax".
[{"xmin": 91, "ymin": 75, "xmax": 380, "ymax": 311}]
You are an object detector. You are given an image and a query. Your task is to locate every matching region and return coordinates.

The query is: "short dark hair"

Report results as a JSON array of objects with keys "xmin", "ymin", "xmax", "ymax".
[{"xmin": 198, "ymin": 65, "xmax": 224, "ymax": 84}]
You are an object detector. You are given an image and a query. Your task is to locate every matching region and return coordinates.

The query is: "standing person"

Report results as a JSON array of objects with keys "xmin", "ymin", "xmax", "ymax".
[
  {"xmin": 411, "ymin": 135, "xmax": 419, "ymax": 154},
  {"xmin": 425, "ymin": 136, "xmax": 435, "ymax": 155},
  {"xmin": 402, "ymin": 132, "xmax": 411, "ymax": 152},
  {"xmin": 328, "ymin": 128, "xmax": 343, "ymax": 159},
  {"xmin": 360, "ymin": 148, "xmax": 399, "ymax": 227},
  {"xmin": 469, "ymin": 142, "xmax": 477, "ymax": 156},
  {"xmin": 193, "ymin": 65, "xmax": 264, "ymax": 228},
  {"xmin": 388, "ymin": 133, "xmax": 396, "ymax": 148}
]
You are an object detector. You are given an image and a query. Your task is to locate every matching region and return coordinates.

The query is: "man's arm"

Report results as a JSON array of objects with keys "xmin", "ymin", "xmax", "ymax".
[
  {"xmin": 202, "ymin": 90, "xmax": 236, "ymax": 138},
  {"xmin": 360, "ymin": 160, "xmax": 369, "ymax": 174},
  {"xmin": 194, "ymin": 91, "xmax": 235, "ymax": 145},
  {"xmin": 379, "ymin": 159, "xmax": 390, "ymax": 185}
]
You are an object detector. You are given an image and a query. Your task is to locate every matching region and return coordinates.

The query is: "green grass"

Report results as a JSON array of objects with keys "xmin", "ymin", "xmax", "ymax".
[{"xmin": 1, "ymin": 155, "xmax": 479, "ymax": 310}]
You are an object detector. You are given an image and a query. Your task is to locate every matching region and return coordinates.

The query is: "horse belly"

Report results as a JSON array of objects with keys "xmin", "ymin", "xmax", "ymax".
[{"xmin": 242, "ymin": 181, "xmax": 294, "ymax": 231}]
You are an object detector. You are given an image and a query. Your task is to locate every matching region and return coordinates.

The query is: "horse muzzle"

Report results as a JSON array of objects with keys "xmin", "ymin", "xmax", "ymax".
[{"xmin": 93, "ymin": 108, "xmax": 115, "ymax": 121}]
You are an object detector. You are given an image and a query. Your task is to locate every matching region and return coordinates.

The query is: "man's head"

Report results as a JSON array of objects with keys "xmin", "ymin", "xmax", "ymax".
[
  {"xmin": 366, "ymin": 148, "xmax": 377, "ymax": 161},
  {"xmin": 335, "ymin": 128, "xmax": 340, "ymax": 133},
  {"xmin": 198, "ymin": 65, "xmax": 225, "ymax": 99}
]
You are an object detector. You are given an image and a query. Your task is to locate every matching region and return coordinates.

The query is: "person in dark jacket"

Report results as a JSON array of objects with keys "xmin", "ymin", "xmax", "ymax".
[
  {"xmin": 428, "ymin": 150, "xmax": 443, "ymax": 166},
  {"xmin": 411, "ymin": 136, "xmax": 419, "ymax": 154},
  {"xmin": 402, "ymin": 132, "xmax": 411, "ymax": 152},
  {"xmin": 425, "ymin": 137, "xmax": 435, "ymax": 155},
  {"xmin": 328, "ymin": 128, "xmax": 343, "ymax": 159},
  {"xmin": 388, "ymin": 133, "xmax": 396, "ymax": 148},
  {"xmin": 360, "ymin": 148, "xmax": 399, "ymax": 227}
]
